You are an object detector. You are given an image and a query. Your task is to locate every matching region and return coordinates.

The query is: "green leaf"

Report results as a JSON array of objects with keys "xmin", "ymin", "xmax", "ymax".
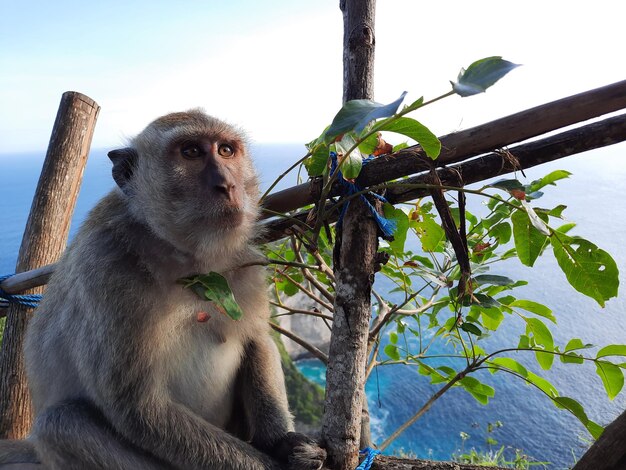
[
  {"xmin": 543, "ymin": 204, "xmax": 568, "ymax": 218},
  {"xmin": 389, "ymin": 331, "xmax": 398, "ymax": 345},
  {"xmin": 489, "ymin": 357, "xmax": 528, "ymax": 377},
  {"xmin": 526, "ymin": 371, "xmax": 558, "ymax": 397},
  {"xmin": 324, "ymin": 92, "xmax": 407, "ymax": 143},
  {"xmin": 471, "ymin": 294, "xmax": 498, "ymax": 307},
  {"xmin": 596, "ymin": 360, "xmax": 624, "ymax": 400},
  {"xmin": 178, "ymin": 273, "xmax": 244, "ymax": 321},
  {"xmin": 383, "ymin": 203, "xmax": 409, "ymax": 253},
  {"xmin": 334, "ymin": 133, "xmax": 363, "ymax": 180},
  {"xmin": 416, "ymin": 362, "xmax": 448, "ymax": 384},
  {"xmin": 474, "ymin": 275, "xmax": 515, "ymax": 286},
  {"xmin": 304, "ymin": 143, "xmax": 330, "ymax": 177},
  {"xmin": 553, "ymin": 396, "xmax": 602, "ymax": 438},
  {"xmin": 586, "ymin": 421, "xmax": 605, "ymax": 440},
  {"xmin": 392, "ymin": 142, "xmax": 409, "ymax": 152},
  {"xmin": 556, "ymin": 222, "xmax": 577, "ymax": 234},
  {"xmin": 376, "ymin": 117, "xmax": 441, "ymax": 159},
  {"xmin": 452, "ymin": 56, "xmax": 520, "ymax": 97},
  {"xmin": 510, "ymin": 300, "xmax": 556, "ymax": 323},
  {"xmin": 437, "ymin": 365, "xmax": 456, "ymax": 377},
  {"xmin": 404, "ymin": 96, "xmax": 425, "ymax": 112},
  {"xmin": 384, "ymin": 344, "xmax": 401, "ymax": 361},
  {"xmin": 490, "ymin": 222, "xmax": 512, "ymax": 244},
  {"xmin": 529, "ymin": 170, "xmax": 572, "ymax": 192},
  {"xmin": 551, "ymin": 234, "xmax": 619, "ymax": 307},
  {"xmin": 480, "ymin": 307, "xmax": 505, "ymax": 331},
  {"xmin": 512, "ymin": 209, "xmax": 549, "ymax": 267},
  {"xmin": 460, "ymin": 322, "xmax": 482, "ymax": 336},
  {"xmin": 524, "ymin": 317, "xmax": 555, "ymax": 370},
  {"xmin": 565, "ymin": 338, "xmax": 593, "ymax": 352},
  {"xmin": 458, "ymin": 376, "xmax": 495, "ymax": 405},
  {"xmin": 597, "ymin": 345, "xmax": 626, "ymax": 359},
  {"xmin": 488, "ymin": 178, "xmax": 525, "ymax": 192},
  {"xmin": 357, "ymin": 132, "xmax": 379, "ymax": 155},
  {"xmin": 561, "ymin": 353, "xmax": 584, "ymax": 365},
  {"xmin": 554, "ymin": 396, "xmax": 587, "ymax": 423},
  {"xmin": 414, "ymin": 217, "xmax": 446, "ymax": 252},
  {"xmin": 518, "ymin": 334, "xmax": 530, "ymax": 349},
  {"xmin": 561, "ymin": 338, "xmax": 591, "ymax": 364}
]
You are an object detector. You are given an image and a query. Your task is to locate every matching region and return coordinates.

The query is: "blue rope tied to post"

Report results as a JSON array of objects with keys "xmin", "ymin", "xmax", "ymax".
[
  {"xmin": 356, "ymin": 447, "xmax": 381, "ymax": 470},
  {"xmin": 330, "ymin": 152, "xmax": 396, "ymax": 238},
  {"xmin": 0, "ymin": 274, "xmax": 43, "ymax": 308}
]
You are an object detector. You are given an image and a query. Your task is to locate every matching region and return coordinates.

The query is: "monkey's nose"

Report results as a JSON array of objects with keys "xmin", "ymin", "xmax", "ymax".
[{"xmin": 215, "ymin": 183, "xmax": 236, "ymax": 201}]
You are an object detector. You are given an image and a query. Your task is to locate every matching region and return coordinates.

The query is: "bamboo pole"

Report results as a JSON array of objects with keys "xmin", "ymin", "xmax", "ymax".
[{"xmin": 0, "ymin": 92, "xmax": 99, "ymax": 439}]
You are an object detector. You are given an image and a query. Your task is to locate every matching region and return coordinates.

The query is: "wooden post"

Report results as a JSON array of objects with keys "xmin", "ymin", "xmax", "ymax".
[
  {"xmin": 573, "ymin": 408, "xmax": 626, "ymax": 470},
  {"xmin": 0, "ymin": 92, "xmax": 99, "ymax": 438},
  {"xmin": 341, "ymin": 0, "xmax": 376, "ymax": 103},
  {"xmin": 321, "ymin": 1, "xmax": 377, "ymax": 469}
]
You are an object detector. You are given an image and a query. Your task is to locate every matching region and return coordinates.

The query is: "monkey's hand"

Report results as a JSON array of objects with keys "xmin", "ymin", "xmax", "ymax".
[{"xmin": 271, "ymin": 432, "xmax": 327, "ymax": 470}]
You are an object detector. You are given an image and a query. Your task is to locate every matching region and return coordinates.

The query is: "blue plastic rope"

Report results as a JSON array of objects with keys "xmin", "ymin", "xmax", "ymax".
[
  {"xmin": 0, "ymin": 274, "xmax": 43, "ymax": 308},
  {"xmin": 330, "ymin": 152, "xmax": 396, "ymax": 238},
  {"xmin": 356, "ymin": 447, "xmax": 381, "ymax": 470}
]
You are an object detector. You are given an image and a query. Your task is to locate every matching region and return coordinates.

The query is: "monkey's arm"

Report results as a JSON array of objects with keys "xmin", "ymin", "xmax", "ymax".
[{"xmin": 239, "ymin": 336, "xmax": 327, "ymax": 470}]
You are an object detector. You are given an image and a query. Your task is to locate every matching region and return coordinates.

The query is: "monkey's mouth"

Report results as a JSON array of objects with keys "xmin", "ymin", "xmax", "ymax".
[{"xmin": 212, "ymin": 207, "xmax": 245, "ymax": 228}]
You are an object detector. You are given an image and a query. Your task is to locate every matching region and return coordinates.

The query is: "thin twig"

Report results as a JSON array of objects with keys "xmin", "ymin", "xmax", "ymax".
[
  {"xmin": 270, "ymin": 322, "xmax": 328, "ymax": 364},
  {"xmin": 280, "ymin": 272, "xmax": 335, "ymax": 313},
  {"xmin": 270, "ymin": 300, "xmax": 334, "ymax": 321}
]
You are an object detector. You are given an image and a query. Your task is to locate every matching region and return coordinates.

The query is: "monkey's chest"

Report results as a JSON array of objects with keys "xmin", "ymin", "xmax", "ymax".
[{"xmin": 162, "ymin": 327, "xmax": 245, "ymax": 428}]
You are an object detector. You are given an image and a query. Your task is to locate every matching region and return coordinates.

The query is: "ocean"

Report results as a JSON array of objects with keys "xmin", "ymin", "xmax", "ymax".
[{"xmin": 1, "ymin": 143, "xmax": 625, "ymax": 469}]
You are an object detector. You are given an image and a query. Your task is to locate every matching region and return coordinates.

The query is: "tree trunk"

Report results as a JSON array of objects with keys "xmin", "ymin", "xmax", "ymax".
[
  {"xmin": 573, "ymin": 408, "xmax": 626, "ymax": 470},
  {"xmin": 321, "ymin": 1, "xmax": 377, "ymax": 469},
  {"xmin": 340, "ymin": 0, "xmax": 376, "ymax": 103},
  {"xmin": 0, "ymin": 92, "xmax": 99, "ymax": 438}
]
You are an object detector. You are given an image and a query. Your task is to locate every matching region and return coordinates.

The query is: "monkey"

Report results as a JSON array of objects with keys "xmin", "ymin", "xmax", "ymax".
[{"xmin": 0, "ymin": 110, "xmax": 326, "ymax": 470}]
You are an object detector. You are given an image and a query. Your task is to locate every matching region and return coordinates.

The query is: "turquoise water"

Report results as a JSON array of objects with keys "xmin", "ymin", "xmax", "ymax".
[{"xmin": 1, "ymin": 143, "xmax": 625, "ymax": 468}]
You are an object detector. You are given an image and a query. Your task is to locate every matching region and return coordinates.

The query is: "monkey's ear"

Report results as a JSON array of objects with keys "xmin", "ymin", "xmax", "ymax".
[{"xmin": 108, "ymin": 148, "xmax": 137, "ymax": 195}]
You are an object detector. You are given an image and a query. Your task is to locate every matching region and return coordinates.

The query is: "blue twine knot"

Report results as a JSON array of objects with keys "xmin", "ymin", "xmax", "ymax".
[
  {"xmin": 356, "ymin": 447, "xmax": 381, "ymax": 470},
  {"xmin": 0, "ymin": 274, "xmax": 43, "ymax": 308},
  {"xmin": 330, "ymin": 152, "xmax": 396, "ymax": 238}
]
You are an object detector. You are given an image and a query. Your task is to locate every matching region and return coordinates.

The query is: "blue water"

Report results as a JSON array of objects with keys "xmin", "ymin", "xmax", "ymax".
[{"xmin": 1, "ymin": 143, "xmax": 625, "ymax": 469}]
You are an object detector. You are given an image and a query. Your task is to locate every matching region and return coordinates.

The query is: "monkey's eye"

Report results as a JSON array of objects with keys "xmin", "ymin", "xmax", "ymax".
[
  {"xmin": 218, "ymin": 144, "xmax": 234, "ymax": 158},
  {"xmin": 181, "ymin": 144, "xmax": 202, "ymax": 159}
]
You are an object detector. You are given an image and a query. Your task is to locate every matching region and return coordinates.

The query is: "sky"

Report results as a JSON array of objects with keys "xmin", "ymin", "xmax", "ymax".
[{"xmin": 0, "ymin": 0, "xmax": 624, "ymax": 154}]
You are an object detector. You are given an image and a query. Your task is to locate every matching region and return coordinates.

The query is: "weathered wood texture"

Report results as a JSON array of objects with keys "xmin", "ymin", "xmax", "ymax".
[
  {"xmin": 371, "ymin": 456, "xmax": 507, "ymax": 470},
  {"xmin": 261, "ymin": 79, "xmax": 626, "ymax": 216},
  {"xmin": 340, "ymin": 0, "xmax": 376, "ymax": 103},
  {"xmin": 260, "ymin": 112, "xmax": 626, "ymax": 243},
  {"xmin": 323, "ymin": 194, "xmax": 379, "ymax": 469},
  {"xmin": 0, "ymin": 92, "xmax": 99, "ymax": 439},
  {"xmin": 0, "ymin": 264, "xmax": 56, "ymax": 297},
  {"xmin": 573, "ymin": 408, "xmax": 626, "ymax": 470},
  {"xmin": 321, "ymin": 1, "xmax": 377, "ymax": 469}
]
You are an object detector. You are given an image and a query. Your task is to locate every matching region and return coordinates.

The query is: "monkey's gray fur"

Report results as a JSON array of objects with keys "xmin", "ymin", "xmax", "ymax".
[{"xmin": 0, "ymin": 110, "xmax": 326, "ymax": 470}]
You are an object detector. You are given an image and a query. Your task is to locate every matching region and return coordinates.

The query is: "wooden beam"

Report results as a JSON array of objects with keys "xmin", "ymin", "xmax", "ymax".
[{"xmin": 262, "ymin": 79, "xmax": 626, "ymax": 216}]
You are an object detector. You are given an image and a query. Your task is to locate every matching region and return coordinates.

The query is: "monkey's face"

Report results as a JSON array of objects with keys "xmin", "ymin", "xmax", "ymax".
[
  {"xmin": 166, "ymin": 135, "xmax": 251, "ymax": 221},
  {"xmin": 113, "ymin": 110, "xmax": 261, "ymax": 259}
]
